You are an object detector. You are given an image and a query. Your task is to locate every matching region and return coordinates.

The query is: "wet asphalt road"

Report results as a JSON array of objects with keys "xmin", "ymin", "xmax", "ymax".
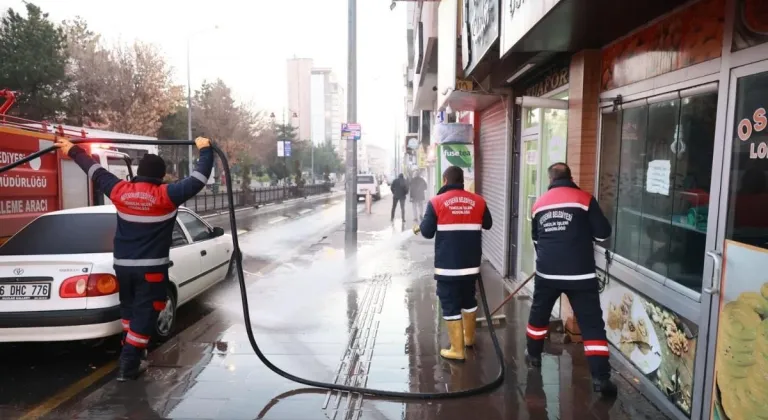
[{"xmin": 0, "ymin": 192, "xmax": 365, "ymax": 413}]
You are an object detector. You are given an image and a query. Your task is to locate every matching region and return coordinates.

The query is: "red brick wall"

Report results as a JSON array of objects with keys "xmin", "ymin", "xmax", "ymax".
[
  {"xmin": 562, "ymin": 50, "xmax": 602, "ymax": 341},
  {"xmin": 567, "ymin": 50, "xmax": 601, "ymax": 195}
]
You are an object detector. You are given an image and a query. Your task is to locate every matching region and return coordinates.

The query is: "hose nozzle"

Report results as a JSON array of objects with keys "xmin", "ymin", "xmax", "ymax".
[{"xmin": 412, "ymin": 225, "xmax": 421, "ymax": 235}]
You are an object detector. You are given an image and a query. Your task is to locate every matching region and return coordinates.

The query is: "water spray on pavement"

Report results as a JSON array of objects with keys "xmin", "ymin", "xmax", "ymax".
[{"xmin": 0, "ymin": 138, "xmax": 506, "ymax": 400}]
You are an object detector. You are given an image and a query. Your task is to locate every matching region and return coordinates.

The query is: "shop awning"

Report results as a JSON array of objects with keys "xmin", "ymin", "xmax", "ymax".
[{"xmin": 502, "ymin": 0, "xmax": 690, "ymax": 56}]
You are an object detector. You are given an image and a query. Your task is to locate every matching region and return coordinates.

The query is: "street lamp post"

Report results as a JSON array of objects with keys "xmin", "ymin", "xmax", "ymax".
[{"xmin": 270, "ymin": 110, "xmax": 298, "ymax": 185}]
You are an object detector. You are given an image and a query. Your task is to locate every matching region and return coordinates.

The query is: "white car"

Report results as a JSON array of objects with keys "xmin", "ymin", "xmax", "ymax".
[
  {"xmin": 356, "ymin": 174, "xmax": 381, "ymax": 201},
  {"xmin": 0, "ymin": 205, "xmax": 233, "ymax": 343}
]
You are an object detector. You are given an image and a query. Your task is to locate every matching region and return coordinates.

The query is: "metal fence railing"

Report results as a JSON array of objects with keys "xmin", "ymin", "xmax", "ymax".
[{"xmin": 182, "ymin": 182, "xmax": 334, "ymax": 214}]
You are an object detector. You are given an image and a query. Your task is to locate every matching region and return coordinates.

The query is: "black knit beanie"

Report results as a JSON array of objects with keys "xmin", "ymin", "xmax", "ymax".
[{"xmin": 137, "ymin": 154, "xmax": 166, "ymax": 180}]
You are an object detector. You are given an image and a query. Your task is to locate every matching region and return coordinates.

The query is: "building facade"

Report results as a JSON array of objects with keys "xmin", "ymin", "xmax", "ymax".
[
  {"xmin": 366, "ymin": 144, "xmax": 389, "ymax": 177},
  {"xmin": 403, "ymin": 0, "xmax": 768, "ymax": 419},
  {"xmin": 286, "ymin": 57, "xmax": 313, "ymax": 141}
]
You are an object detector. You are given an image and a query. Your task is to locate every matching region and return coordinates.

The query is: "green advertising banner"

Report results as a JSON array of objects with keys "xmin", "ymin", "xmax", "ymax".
[{"xmin": 437, "ymin": 144, "xmax": 475, "ymax": 193}]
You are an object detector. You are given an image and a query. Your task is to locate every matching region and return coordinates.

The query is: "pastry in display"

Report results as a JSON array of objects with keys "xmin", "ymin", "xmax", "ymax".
[
  {"xmin": 716, "ymin": 282, "xmax": 768, "ymax": 420},
  {"xmin": 737, "ymin": 291, "xmax": 768, "ymax": 317},
  {"xmin": 607, "ymin": 302, "xmax": 623, "ymax": 330}
]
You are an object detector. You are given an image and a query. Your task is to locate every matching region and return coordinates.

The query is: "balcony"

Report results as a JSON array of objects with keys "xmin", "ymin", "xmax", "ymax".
[{"xmin": 411, "ymin": 0, "xmax": 438, "ymax": 111}]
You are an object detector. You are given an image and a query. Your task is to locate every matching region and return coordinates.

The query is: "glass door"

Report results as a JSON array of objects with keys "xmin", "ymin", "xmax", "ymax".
[
  {"xmin": 519, "ymin": 130, "xmax": 540, "ymax": 280},
  {"xmin": 516, "ymin": 99, "xmax": 569, "ymax": 291},
  {"xmin": 701, "ymin": 61, "xmax": 768, "ymax": 420}
]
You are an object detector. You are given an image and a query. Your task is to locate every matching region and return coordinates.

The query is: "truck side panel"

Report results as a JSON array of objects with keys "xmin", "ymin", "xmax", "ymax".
[{"xmin": 0, "ymin": 128, "xmax": 59, "ymax": 240}]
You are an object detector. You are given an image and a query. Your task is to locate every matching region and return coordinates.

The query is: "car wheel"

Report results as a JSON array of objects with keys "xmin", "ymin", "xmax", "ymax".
[
  {"xmin": 155, "ymin": 287, "xmax": 177, "ymax": 340},
  {"xmin": 374, "ymin": 193, "xmax": 381, "ymax": 201}
]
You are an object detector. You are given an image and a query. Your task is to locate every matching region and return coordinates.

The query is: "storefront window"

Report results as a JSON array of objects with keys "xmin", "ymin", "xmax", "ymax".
[
  {"xmin": 597, "ymin": 111, "xmax": 621, "ymax": 249},
  {"xmin": 614, "ymin": 106, "xmax": 649, "ymax": 266},
  {"xmin": 598, "ymin": 91, "xmax": 717, "ymax": 293},
  {"xmin": 524, "ymin": 108, "xmax": 539, "ymax": 129},
  {"xmin": 725, "ymin": 71, "xmax": 768, "ymax": 247}
]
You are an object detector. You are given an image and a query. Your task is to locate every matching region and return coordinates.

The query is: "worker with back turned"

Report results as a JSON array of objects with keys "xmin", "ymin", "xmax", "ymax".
[
  {"xmin": 55, "ymin": 136, "xmax": 214, "ymax": 381},
  {"xmin": 417, "ymin": 165, "xmax": 492, "ymax": 360},
  {"xmin": 527, "ymin": 162, "xmax": 616, "ymax": 397}
]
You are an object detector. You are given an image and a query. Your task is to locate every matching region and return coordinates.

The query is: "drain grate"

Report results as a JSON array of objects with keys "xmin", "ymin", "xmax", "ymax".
[{"xmin": 322, "ymin": 274, "xmax": 391, "ymax": 420}]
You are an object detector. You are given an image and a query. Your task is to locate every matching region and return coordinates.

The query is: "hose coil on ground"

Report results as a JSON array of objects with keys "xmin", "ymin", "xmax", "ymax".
[{"xmin": 0, "ymin": 138, "xmax": 505, "ymax": 399}]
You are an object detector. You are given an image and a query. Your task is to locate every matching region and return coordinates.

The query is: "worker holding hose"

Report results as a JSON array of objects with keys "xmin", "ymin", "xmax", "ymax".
[
  {"xmin": 55, "ymin": 136, "xmax": 214, "ymax": 381},
  {"xmin": 527, "ymin": 162, "xmax": 616, "ymax": 397},
  {"xmin": 417, "ymin": 166, "xmax": 492, "ymax": 361}
]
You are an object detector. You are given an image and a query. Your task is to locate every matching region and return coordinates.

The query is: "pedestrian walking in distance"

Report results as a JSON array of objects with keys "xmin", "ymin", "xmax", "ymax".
[
  {"xmin": 409, "ymin": 170, "xmax": 428, "ymax": 222},
  {"xmin": 55, "ymin": 136, "xmax": 214, "ymax": 381},
  {"xmin": 390, "ymin": 173, "xmax": 409, "ymax": 222},
  {"xmin": 418, "ymin": 166, "xmax": 492, "ymax": 361},
  {"xmin": 526, "ymin": 162, "xmax": 617, "ymax": 397}
]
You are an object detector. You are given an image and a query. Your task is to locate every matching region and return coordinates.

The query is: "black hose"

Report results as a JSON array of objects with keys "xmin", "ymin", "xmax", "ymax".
[{"xmin": 0, "ymin": 137, "xmax": 506, "ymax": 399}]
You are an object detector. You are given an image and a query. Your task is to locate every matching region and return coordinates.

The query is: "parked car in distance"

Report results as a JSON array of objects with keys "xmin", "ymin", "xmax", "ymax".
[
  {"xmin": 356, "ymin": 173, "xmax": 381, "ymax": 201},
  {"xmin": 0, "ymin": 205, "xmax": 233, "ymax": 343}
]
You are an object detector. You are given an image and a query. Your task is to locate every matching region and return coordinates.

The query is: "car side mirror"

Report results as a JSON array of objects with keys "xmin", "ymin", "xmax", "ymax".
[{"xmin": 211, "ymin": 227, "xmax": 225, "ymax": 238}]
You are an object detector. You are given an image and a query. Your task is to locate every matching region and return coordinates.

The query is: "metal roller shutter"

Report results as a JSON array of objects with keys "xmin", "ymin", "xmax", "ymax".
[{"xmin": 478, "ymin": 101, "xmax": 508, "ymax": 274}]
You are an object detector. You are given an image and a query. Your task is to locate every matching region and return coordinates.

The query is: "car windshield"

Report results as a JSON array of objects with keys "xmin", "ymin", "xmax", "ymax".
[
  {"xmin": 0, "ymin": 214, "xmax": 117, "ymax": 256},
  {"xmin": 357, "ymin": 175, "xmax": 374, "ymax": 184}
]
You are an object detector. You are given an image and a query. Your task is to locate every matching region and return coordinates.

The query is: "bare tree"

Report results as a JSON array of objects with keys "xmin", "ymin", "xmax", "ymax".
[
  {"xmin": 62, "ymin": 18, "xmax": 112, "ymax": 126},
  {"xmin": 102, "ymin": 41, "xmax": 182, "ymax": 136}
]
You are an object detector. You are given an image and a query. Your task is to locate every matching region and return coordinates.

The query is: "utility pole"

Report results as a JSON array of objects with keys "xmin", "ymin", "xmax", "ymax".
[{"xmin": 345, "ymin": 0, "xmax": 358, "ymax": 249}]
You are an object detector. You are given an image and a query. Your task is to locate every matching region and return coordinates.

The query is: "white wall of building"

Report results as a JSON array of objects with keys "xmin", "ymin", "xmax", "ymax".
[
  {"xmin": 287, "ymin": 58, "xmax": 313, "ymax": 140},
  {"xmin": 366, "ymin": 144, "xmax": 388, "ymax": 177},
  {"xmin": 310, "ymin": 73, "xmax": 325, "ymax": 146}
]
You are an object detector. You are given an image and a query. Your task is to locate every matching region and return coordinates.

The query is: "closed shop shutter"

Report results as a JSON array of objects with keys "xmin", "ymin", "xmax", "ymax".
[{"xmin": 478, "ymin": 101, "xmax": 508, "ymax": 275}]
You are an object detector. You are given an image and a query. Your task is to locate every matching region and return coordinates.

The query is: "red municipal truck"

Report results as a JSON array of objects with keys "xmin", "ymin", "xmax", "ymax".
[{"xmin": 0, "ymin": 90, "xmax": 159, "ymax": 245}]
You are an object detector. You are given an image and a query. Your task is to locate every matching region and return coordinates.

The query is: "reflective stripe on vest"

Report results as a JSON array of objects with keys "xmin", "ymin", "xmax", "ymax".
[
  {"xmin": 435, "ymin": 267, "xmax": 480, "ymax": 276},
  {"xmin": 117, "ymin": 209, "xmax": 177, "ymax": 223},
  {"xmin": 113, "ymin": 257, "xmax": 171, "ymax": 267},
  {"xmin": 535, "ymin": 271, "xmax": 596, "ymax": 280},
  {"xmin": 87, "ymin": 163, "xmax": 104, "ymax": 179},
  {"xmin": 437, "ymin": 223, "xmax": 482, "ymax": 231},
  {"xmin": 191, "ymin": 171, "xmax": 208, "ymax": 184}
]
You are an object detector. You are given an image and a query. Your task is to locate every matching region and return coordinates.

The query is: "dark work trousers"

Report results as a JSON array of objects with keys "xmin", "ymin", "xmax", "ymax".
[
  {"xmin": 391, "ymin": 196, "xmax": 406, "ymax": 221},
  {"xmin": 115, "ymin": 266, "xmax": 169, "ymax": 369},
  {"xmin": 526, "ymin": 278, "xmax": 610, "ymax": 380},
  {"xmin": 436, "ymin": 279, "xmax": 477, "ymax": 320}
]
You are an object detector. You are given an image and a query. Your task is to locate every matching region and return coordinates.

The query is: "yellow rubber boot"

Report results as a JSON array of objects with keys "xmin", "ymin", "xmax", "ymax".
[
  {"xmin": 463, "ymin": 311, "xmax": 477, "ymax": 347},
  {"xmin": 440, "ymin": 320, "xmax": 466, "ymax": 361}
]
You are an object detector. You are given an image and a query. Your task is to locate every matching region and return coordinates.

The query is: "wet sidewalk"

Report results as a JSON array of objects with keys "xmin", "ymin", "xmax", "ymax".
[{"xmin": 48, "ymin": 201, "xmax": 670, "ymax": 419}]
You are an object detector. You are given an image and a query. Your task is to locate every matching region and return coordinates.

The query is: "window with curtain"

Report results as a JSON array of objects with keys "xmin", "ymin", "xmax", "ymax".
[{"xmin": 597, "ymin": 90, "xmax": 718, "ymax": 293}]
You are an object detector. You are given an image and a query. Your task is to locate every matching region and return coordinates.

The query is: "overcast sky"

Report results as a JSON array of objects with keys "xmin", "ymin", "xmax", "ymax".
[{"xmin": 0, "ymin": 0, "xmax": 406, "ymax": 152}]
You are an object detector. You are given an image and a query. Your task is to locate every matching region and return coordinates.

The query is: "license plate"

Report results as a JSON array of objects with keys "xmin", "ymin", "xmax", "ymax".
[{"xmin": 0, "ymin": 283, "xmax": 51, "ymax": 300}]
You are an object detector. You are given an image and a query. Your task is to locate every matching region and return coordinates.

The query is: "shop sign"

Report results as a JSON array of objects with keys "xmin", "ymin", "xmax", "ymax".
[
  {"xmin": 417, "ymin": 146, "xmax": 427, "ymax": 169},
  {"xmin": 598, "ymin": 270, "xmax": 697, "ymax": 416},
  {"xmin": 732, "ymin": 0, "xmax": 768, "ymax": 52},
  {"xmin": 462, "ymin": 0, "xmax": 500, "ymax": 75},
  {"xmin": 600, "ymin": 0, "xmax": 724, "ymax": 91},
  {"xmin": 523, "ymin": 66, "xmax": 569, "ymax": 97},
  {"xmin": 710, "ymin": 241, "xmax": 768, "ymax": 420},
  {"xmin": 405, "ymin": 136, "xmax": 419, "ymax": 151},
  {"xmin": 456, "ymin": 78, "xmax": 474, "ymax": 91},
  {"xmin": 501, "ymin": 0, "xmax": 560, "ymax": 55},
  {"xmin": 737, "ymin": 107, "xmax": 768, "ymax": 159},
  {"xmin": 426, "ymin": 143, "xmax": 437, "ymax": 164}
]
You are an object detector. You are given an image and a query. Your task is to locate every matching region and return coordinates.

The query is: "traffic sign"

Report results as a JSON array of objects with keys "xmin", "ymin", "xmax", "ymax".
[
  {"xmin": 341, "ymin": 123, "xmax": 361, "ymax": 141},
  {"xmin": 277, "ymin": 140, "xmax": 291, "ymax": 157}
]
